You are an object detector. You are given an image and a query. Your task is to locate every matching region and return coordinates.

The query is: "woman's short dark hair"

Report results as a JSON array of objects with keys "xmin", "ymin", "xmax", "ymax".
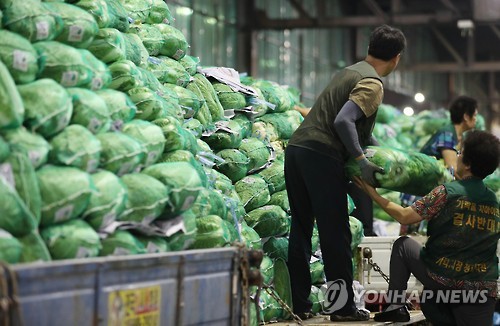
[
  {"xmin": 368, "ymin": 25, "xmax": 406, "ymax": 61},
  {"xmin": 461, "ymin": 130, "xmax": 500, "ymax": 179},
  {"xmin": 449, "ymin": 96, "xmax": 477, "ymax": 124}
]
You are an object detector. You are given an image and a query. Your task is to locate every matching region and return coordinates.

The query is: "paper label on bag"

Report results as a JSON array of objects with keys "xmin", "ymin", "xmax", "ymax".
[
  {"xmin": 0, "ymin": 163, "xmax": 15, "ymax": 189},
  {"xmin": 55, "ymin": 204, "xmax": 74, "ymax": 222},
  {"xmin": 61, "ymin": 71, "xmax": 79, "ymax": 87},
  {"xmin": 68, "ymin": 25, "xmax": 84, "ymax": 42},
  {"xmin": 36, "ymin": 21, "xmax": 50, "ymax": 40},
  {"xmin": 12, "ymin": 50, "xmax": 29, "ymax": 72}
]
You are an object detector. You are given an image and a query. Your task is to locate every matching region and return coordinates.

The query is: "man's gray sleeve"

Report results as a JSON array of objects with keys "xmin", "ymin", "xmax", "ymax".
[{"xmin": 333, "ymin": 100, "xmax": 366, "ymax": 158}]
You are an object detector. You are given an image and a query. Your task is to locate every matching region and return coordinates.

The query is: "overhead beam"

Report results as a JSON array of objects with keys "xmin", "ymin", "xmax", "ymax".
[
  {"xmin": 400, "ymin": 61, "xmax": 500, "ymax": 72},
  {"xmin": 363, "ymin": 0, "xmax": 388, "ymax": 21},
  {"xmin": 253, "ymin": 12, "xmax": 456, "ymax": 29},
  {"xmin": 439, "ymin": 0, "xmax": 460, "ymax": 15},
  {"xmin": 288, "ymin": 0, "xmax": 313, "ymax": 20},
  {"xmin": 430, "ymin": 25, "xmax": 464, "ymax": 65}
]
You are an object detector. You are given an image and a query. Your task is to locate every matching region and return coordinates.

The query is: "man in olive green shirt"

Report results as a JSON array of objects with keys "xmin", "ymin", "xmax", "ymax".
[{"xmin": 285, "ymin": 25, "xmax": 406, "ymax": 321}]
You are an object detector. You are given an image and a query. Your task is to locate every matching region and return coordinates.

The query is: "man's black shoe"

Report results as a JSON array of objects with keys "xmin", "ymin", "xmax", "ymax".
[
  {"xmin": 330, "ymin": 308, "xmax": 370, "ymax": 321},
  {"xmin": 296, "ymin": 311, "xmax": 314, "ymax": 320},
  {"xmin": 374, "ymin": 305, "xmax": 410, "ymax": 322}
]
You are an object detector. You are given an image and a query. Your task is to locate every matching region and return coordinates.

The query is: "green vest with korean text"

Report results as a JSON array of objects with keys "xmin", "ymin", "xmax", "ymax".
[{"xmin": 421, "ymin": 178, "xmax": 499, "ymax": 282}]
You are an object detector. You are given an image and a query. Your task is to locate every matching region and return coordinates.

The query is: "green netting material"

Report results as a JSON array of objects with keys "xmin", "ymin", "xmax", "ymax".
[
  {"xmin": 263, "ymin": 237, "xmax": 288, "ymax": 261},
  {"xmin": 96, "ymin": 132, "xmax": 145, "ymax": 176},
  {"xmin": 83, "ymin": 170, "xmax": 127, "ymax": 230},
  {"xmin": 122, "ymin": 120, "xmax": 165, "ymax": 167},
  {"xmin": 142, "ymin": 162, "xmax": 203, "ymax": 219},
  {"xmin": 238, "ymin": 137, "xmax": 272, "ymax": 172},
  {"xmin": 215, "ymin": 148, "xmax": 249, "ymax": 182},
  {"xmin": 45, "ymin": 2, "xmax": 99, "ymax": 48},
  {"xmin": 135, "ymin": 234, "xmax": 169, "ymax": 253},
  {"xmin": 0, "ymin": 229, "xmax": 22, "ymax": 264},
  {"xmin": 235, "ymin": 175, "xmax": 271, "ymax": 212},
  {"xmin": 1, "ymin": 127, "xmax": 49, "ymax": 168},
  {"xmin": 49, "ymin": 124, "xmax": 102, "ymax": 172},
  {"xmin": 96, "ymin": 89, "xmax": 137, "ymax": 130},
  {"xmin": 155, "ymin": 23, "xmax": 188, "ymax": 60},
  {"xmin": 191, "ymin": 215, "xmax": 232, "ymax": 249},
  {"xmin": 40, "ymin": 219, "xmax": 101, "ymax": 260},
  {"xmin": 0, "ymin": 30, "xmax": 38, "ymax": 84},
  {"xmin": 17, "ymin": 78, "xmax": 73, "ymax": 138},
  {"xmin": 17, "ymin": 231, "xmax": 51, "ymax": 263},
  {"xmin": 257, "ymin": 160, "xmax": 285, "ymax": 194},
  {"xmin": 345, "ymin": 146, "xmax": 454, "ymax": 196},
  {"xmin": 245, "ymin": 205, "xmax": 289, "ymax": 238},
  {"xmin": 99, "ymin": 230, "xmax": 147, "ymax": 256},
  {"xmin": 166, "ymin": 210, "xmax": 197, "ymax": 251},
  {"xmin": 118, "ymin": 173, "xmax": 168, "ymax": 224},
  {"xmin": 204, "ymin": 120, "xmax": 243, "ymax": 150},
  {"xmin": 268, "ymin": 190, "xmax": 289, "ymax": 213},
  {"xmin": 37, "ymin": 165, "xmax": 94, "ymax": 227}
]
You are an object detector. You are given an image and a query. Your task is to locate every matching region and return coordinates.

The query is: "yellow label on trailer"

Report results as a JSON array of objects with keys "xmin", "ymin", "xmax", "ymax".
[{"xmin": 108, "ymin": 285, "xmax": 161, "ymax": 326}]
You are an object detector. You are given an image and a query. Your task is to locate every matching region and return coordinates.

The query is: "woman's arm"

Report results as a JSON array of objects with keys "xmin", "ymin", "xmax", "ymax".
[{"xmin": 353, "ymin": 177, "xmax": 423, "ymax": 225}]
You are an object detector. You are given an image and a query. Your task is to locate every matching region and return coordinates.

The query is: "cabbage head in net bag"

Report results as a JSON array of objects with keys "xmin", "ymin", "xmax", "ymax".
[
  {"xmin": 235, "ymin": 174, "xmax": 271, "ymax": 212},
  {"xmin": 96, "ymin": 131, "xmax": 145, "ymax": 176},
  {"xmin": 238, "ymin": 137, "xmax": 272, "ymax": 173},
  {"xmin": 240, "ymin": 220, "xmax": 262, "ymax": 250},
  {"xmin": 17, "ymin": 231, "xmax": 52, "ymax": 263},
  {"xmin": 158, "ymin": 149, "xmax": 208, "ymax": 188},
  {"xmin": 35, "ymin": 41, "xmax": 94, "ymax": 88},
  {"xmin": 164, "ymin": 83, "xmax": 203, "ymax": 119},
  {"xmin": 128, "ymin": 86, "xmax": 179, "ymax": 121},
  {"xmin": 144, "ymin": 56, "xmax": 191, "ymax": 87},
  {"xmin": 190, "ymin": 188, "xmax": 227, "ymax": 220},
  {"xmin": 257, "ymin": 160, "xmax": 285, "ymax": 195},
  {"xmin": 263, "ymin": 236, "xmax": 288, "ymax": 261},
  {"xmin": 122, "ymin": 120, "xmax": 165, "ymax": 167},
  {"xmin": 0, "ymin": 30, "xmax": 38, "ymax": 84},
  {"xmin": 67, "ymin": 88, "xmax": 111, "ymax": 134},
  {"xmin": 0, "ymin": 60, "xmax": 24, "ymax": 130},
  {"xmin": 256, "ymin": 110, "xmax": 303, "ymax": 140},
  {"xmin": 108, "ymin": 59, "xmax": 143, "ymax": 92},
  {"xmin": 120, "ymin": 0, "xmax": 172, "ymax": 24},
  {"xmin": 249, "ymin": 79, "xmax": 294, "ymax": 113},
  {"xmin": 3, "ymin": 0, "xmax": 63, "ymax": 42},
  {"xmin": 345, "ymin": 146, "xmax": 453, "ymax": 196},
  {"xmin": 179, "ymin": 55, "xmax": 200, "ymax": 76},
  {"xmin": 214, "ymin": 148, "xmax": 249, "ymax": 183},
  {"xmin": 80, "ymin": 49, "xmax": 112, "ymax": 90},
  {"xmin": 135, "ymin": 234, "xmax": 169, "ymax": 253},
  {"xmin": 37, "ymin": 165, "xmax": 95, "ymax": 227},
  {"xmin": 155, "ymin": 23, "xmax": 188, "ymax": 60},
  {"xmin": 49, "ymin": 124, "xmax": 102, "ymax": 172},
  {"xmin": 87, "ymin": 28, "xmax": 127, "ymax": 64},
  {"xmin": 83, "ymin": 170, "xmax": 127, "ymax": 231},
  {"xmin": 96, "ymin": 89, "xmax": 137, "ymax": 131},
  {"xmin": 165, "ymin": 210, "xmax": 197, "ymax": 251},
  {"xmin": 204, "ymin": 120, "xmax": 244, "ymax": 150},
  {"xmin": 0, "ymin": 229, "xmax": 22, "ymax": 264},
  {"xmin": 18, "ymin": 79, "xmax": 73, "ymax": 138},
  {"xmin": 45, "ymin": 2, "xmax": 99, "ymax": 49},
  {"xmin": 122, "ymin": 32, "xmax": 149, "ymax": 67},
  {"xmin": 193, "ymin": 74, "xmax": 225, "ymax": 121},
  {"xmin": 129, "ymin": 23, "xmax": 163, "ymax": 56},
  {"xmin": 252, "ymin": 120, "xmax": 279, "ymax": 142},
  {"xmin": 74, "ymin": 0, "xmax": 112, "ymax": 29},
  {"xmin": 0, "ymin": 172, "xmax": 37, "ymax": 237},
  {"xmin": 153, "ymin": 117, "xmax": 194, "ymax": 153},
  {"xmin": 118, "ymin": 173, "xmax": 168, "ymax": 225},
  {"xmin": 142, "ymin": 162, "xmax": 203, "ymax": 219},
  {"xmin": 268, "ymin": 190, "xmax": 290, "ymax": 213},
  {"xmin": 2, "ymin": 127, "xmax": 50, "ymax": 169},
  {"xmin": 99, "ymin": 230, "xmax": 147, "ymax": 256},
  {"xmin": 245, "ymin": 205, "xmax": 289, "ymax": 238},
  {"xmin": 0, "ymin": 136, "xmax": 9, "ymax": 163},
  {"xmin": 212, "ymin": 82, "xmax": 246, "ymax": 111},
  {"xmin": 349, "ymin": 216, "xmax": 364, "ymax": 251},
  {"xmin": 191, "ymin": 215, "xmax": 233, "ymax": 249},
  {"xmin": 4, "ymin": 146, "xmax": 42, "ymax": 225},
  {"xmin": 40, "ymin": 219, "xmax": 101, "ymax": 260},
  {"xmin": 106, "ymin": 0, "xmax": 130, "ymax": 32}
]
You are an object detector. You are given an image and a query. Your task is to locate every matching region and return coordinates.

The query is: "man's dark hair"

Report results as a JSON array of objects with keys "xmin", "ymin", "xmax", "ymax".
[
  {"xmin": 449, "ymin": 96, "xmax": 477, "ymax": 124},
  {"xmin": 368, "ymin": 25, "xmax": 406, "ymax": 61},
  {"xmin": 461, "ymin": 130, "xmax": 500, "ymax": 179}
]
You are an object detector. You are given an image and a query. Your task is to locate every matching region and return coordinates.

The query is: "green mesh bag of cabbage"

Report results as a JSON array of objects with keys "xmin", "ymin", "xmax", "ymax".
[{"xmin": 345, "ymin": 146, "xmax": 453, "ymax": 196}]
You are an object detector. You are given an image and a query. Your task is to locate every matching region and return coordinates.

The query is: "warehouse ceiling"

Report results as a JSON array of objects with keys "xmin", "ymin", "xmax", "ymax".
[{"xmin": 248, "ymin": 0, "xmax": 500, "ymax": 74}]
